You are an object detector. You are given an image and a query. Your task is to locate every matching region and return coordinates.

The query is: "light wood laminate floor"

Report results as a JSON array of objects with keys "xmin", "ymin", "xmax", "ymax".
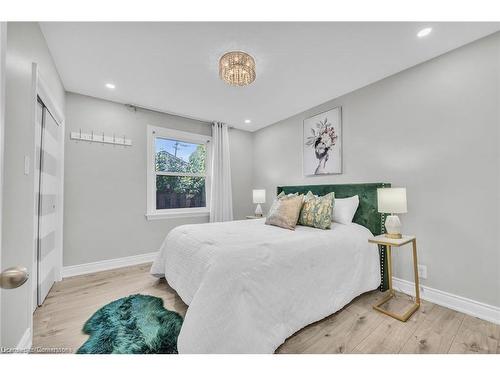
[{"xmin": 33, "ymin": 263, "xmax": 500, "ymax": 354}]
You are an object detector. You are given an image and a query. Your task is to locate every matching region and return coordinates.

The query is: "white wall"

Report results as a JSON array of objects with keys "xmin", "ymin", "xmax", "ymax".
[
  {"xmin": 253, "ymin": 33, "xmax": 500, "ymax": 307},
  {"xmin": 63, "ymin": 93, "xmax": 254, "ymax": 267},
  {"xmin": 1, "ymin": 22, "xmax": 65, "ymax": 348}
]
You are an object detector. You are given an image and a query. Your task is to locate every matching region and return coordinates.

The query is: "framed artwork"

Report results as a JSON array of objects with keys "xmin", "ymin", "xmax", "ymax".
[{"xmin": 303, "ymin": 106, "xmax": 342, "ymax": 176}]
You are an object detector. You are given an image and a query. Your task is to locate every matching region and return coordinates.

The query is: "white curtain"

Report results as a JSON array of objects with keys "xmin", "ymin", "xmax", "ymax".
[{"xmin": 209, "ymin": 122, "xmax": 233, "ymax": 222}]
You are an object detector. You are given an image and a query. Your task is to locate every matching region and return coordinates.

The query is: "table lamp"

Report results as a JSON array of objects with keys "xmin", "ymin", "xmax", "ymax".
[
  {"xmin": 253, "ymin": 189, "xmax": 266, "ymax": 217},
  {"xmin": 377, "ymin": 187, "xmax": 407, "ymax": 239}
]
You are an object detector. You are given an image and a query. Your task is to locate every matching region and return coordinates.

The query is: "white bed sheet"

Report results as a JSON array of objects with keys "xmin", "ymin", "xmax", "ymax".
[{"xmin": 150, "ymin": 218, "xmax": 380, "ymax": 353}]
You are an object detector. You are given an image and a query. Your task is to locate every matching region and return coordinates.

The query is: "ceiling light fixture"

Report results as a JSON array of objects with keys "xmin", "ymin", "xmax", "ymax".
[
  {"xmin": 244, "ymin": 119, "xmax": 251, "ymax": 124},
  {"xmin": 219, "ymin": 51, "xmax": 256, "ymax": 86},
  {"xmin": 105, "ymin": 83, "xmax": 116, "ymax": 89},
  {"xmin": 417, "ymin": 27, "xmax": 432, "ymax": 38}
]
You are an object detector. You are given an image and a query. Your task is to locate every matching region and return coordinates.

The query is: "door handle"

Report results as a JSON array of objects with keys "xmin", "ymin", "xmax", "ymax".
[{"xmin": 0, "ymin": 266, "xmax": 29, "ymax": 289}]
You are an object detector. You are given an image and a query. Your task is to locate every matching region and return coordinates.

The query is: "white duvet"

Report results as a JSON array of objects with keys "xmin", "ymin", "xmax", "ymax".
[{"xmin": 150, "ymin": 218, "xmax": 380, "ymax": 354}]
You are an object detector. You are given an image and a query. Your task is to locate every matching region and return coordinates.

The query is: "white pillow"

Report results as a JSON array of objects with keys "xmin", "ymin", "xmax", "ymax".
[{"xmin": 332, "ymin": 195, "xmax": 359, "ymax": 224}]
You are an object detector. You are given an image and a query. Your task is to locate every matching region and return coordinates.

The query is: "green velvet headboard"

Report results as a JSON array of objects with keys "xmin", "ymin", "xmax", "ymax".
[{"xmin": 277, "ymin": 183, "xmax": 391, "ymax": 291}]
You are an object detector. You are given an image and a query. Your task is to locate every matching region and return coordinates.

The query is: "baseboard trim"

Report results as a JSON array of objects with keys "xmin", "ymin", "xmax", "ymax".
[
  {"xmin": 392, "ymin": 277, "xmax": 500, "ymax": 325},
  {"xmin": 62, "ymin": 252, "xmax": 158, "ymax": 278},
  {"xmin": 16, "ymin": 328, "xmax": 32, "ymax": 352}
]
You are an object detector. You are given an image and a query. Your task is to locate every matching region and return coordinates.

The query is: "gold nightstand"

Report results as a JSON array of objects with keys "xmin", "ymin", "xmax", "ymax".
[{"xmin": 368, "ymin": 234, "xmax": 420, "ymax": 322}]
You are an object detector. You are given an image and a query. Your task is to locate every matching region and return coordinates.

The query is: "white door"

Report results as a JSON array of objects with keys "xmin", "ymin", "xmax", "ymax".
[
  {"xmin": 36, "ymin": 101, "xmax": 61, "ymax": 305},
  {"xmin": 0, "ymin": 21, "xmax": 5, "ymax": 347},
  {"xmin": 0, "ymin": 21, "xmax": 30, "ymax": 346}
]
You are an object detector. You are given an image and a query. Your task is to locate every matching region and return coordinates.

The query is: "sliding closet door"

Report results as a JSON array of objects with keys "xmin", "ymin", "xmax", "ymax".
[
  {"xmin": 37, "ymin": 104, "xmax": 60, "ymax": 305},
  {"xmin": 33, "ymin": 101, "xmax": 43, "ymax": 307}
]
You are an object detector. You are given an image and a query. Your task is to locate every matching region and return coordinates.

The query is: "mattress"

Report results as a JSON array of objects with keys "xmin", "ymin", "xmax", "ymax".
[{"xmin": 151, "ymin": 218, "xmax": 380, "ymax": 353}]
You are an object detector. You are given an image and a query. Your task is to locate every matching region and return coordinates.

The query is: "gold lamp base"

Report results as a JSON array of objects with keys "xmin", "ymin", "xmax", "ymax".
[{"xmin": 385, "ymin": 233, "xmax": 402, "ymax": 239}]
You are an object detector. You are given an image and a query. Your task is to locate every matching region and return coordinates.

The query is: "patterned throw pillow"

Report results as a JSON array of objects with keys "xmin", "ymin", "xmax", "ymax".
[
  {"xmin": 265, "ymin": 194, "xmax": 304, "ymax": 230},
  {"xmin": 298, "ymin": 191, "xmax": 335, "ymax": 229}
]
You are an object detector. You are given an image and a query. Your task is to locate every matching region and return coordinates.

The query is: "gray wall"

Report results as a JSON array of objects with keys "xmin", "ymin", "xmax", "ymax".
[
  {"xmin": 253, "ymin": 33, "xmax": 500, "ymax": 307},
  {"xmin": 1, "ymin": 23, "xmax": 65, "ymax": 347},
  {"xmin": 229, "ymin": 127, "xmax": 254, "ymax": 219},
  {"xmin": 64, "ymin": 93, "xmax": 254, "ymax": 266}
]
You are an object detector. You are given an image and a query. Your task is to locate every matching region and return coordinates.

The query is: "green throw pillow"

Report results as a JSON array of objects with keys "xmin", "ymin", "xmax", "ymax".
[{"xmin": 298, "ymin": 191, "xmax": 335, "ymax": 229}]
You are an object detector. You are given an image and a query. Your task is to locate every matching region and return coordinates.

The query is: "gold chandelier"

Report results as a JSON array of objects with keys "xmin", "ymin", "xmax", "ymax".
[{"xmin": 219, "ymin": 51, "xmax": 256, "ymax": 86}]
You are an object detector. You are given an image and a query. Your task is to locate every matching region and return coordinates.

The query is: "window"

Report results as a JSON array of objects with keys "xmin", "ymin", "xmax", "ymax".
[{"xmin": 147, "ymin": 126, "xmax": 211, "ymax": 219}]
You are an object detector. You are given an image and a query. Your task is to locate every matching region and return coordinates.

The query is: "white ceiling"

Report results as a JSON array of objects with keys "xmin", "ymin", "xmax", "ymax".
[{"xmin": 40, "ymin": 22, "xmax": 500, "ymax": 131}]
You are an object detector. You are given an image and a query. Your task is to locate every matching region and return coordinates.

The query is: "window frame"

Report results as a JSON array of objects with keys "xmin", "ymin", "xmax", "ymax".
[{"xmin": 146, "ymin": 125, "xmax": 212, "ymax": 220}]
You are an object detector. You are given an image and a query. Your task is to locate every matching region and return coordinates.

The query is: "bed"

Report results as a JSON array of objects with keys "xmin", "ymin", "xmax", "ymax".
[{"xmin": 150, "ymin": 183, "xmax": 390, "ymax": 353}]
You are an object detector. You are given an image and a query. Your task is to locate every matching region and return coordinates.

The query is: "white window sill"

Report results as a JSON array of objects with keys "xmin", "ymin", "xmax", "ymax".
[{"xmin": 145, "ymin": 209, "xmax": 210, "ymax": 221}]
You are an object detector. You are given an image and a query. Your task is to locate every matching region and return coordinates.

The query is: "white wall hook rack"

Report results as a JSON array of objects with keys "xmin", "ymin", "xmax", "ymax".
[{"xmin": 70, "ymin": 130, "xmax": 132, "ymax": 146}]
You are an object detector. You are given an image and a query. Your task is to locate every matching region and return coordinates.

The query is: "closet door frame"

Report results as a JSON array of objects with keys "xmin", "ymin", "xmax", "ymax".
[{"xmin": 30, "ymin": 63, "xmax": 65, "ymax": 317}]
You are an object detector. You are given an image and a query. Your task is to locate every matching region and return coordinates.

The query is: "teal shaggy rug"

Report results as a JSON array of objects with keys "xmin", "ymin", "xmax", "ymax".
[{"xmin": 77, "ymin": 294, "xmax": 183, "ymax": 354}]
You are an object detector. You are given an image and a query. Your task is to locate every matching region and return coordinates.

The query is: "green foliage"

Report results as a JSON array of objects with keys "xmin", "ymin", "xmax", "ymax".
[
  {"xmin": 155, "ymin": 150, "xmax": 188, "ymax": 173},
  {"xmin": 155, "ymin": 145, "xmax": 206, "ymax": 197},
  {"xmin": 178, "ymin": 145, "xmax": 206, "ymax": 195}
]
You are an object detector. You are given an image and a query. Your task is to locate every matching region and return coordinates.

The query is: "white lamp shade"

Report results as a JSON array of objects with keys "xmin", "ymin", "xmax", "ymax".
[
  {"xmin": 377, "ymin": 188, "xmax": 407, "ymax": 214},
  {"xmin": 253, "ymin": 189, "xmax": 266, "ymax": 204}
]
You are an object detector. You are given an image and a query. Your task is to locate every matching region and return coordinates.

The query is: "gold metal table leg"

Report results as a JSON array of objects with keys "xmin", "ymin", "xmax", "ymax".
[
  {"xmin": 387, "ymin": 245, "xmax": 393, "ymax": 294},
  {"xmin": 373, "ymin": 241, "xmax": 420, "ymax": 322},
  {"xmin": 412, "ymin": 239, "xmax": 421, "ymax": 305}
]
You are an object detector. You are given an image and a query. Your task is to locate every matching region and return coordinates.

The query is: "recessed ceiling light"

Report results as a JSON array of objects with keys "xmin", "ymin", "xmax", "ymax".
[
  {"xmin": 105, "ymin": 83, "xmax": 116, "ymax": 89},
  {"xmin": 244, "ymin": 119, "xmax": 251, "ymax": 124},
  {"xmin": 417, "ymin": 27, "xmax": 432, "ymax": 38}
]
